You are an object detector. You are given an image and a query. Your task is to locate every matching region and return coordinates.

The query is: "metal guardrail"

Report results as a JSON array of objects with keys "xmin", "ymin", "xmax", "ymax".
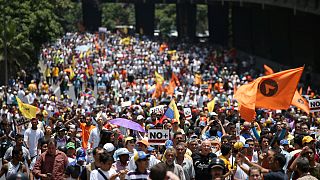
[{"xmin": 102, "ymin": 0, "xmax": 320, "ymax": 15}]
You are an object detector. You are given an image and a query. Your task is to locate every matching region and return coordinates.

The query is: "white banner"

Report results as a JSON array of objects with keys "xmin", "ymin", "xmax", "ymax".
[
  {"xmin": 148, "ymin": 129, "xmax": 170, "ymax": 145},
  {"xmin": 121, "ymin": 101, "xmax": 132, "ymax": 107},
  {"xmin": 309, "ymin": 99, "xmax": 320, "ymax": 112},
  {"xmin": 149, "ymin": 105, "xmax": 164, "ymax": 115}
]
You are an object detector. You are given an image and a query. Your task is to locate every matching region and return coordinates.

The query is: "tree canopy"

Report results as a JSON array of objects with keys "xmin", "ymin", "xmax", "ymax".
[{"xmin": 0, "ymin": 0, "xmax": 81, "ymax": 79}]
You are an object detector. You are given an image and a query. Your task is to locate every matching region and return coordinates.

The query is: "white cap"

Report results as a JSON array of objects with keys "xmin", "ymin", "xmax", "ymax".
[
  {"xmin": 103, "ymin": 143, "xmax": 115, "ymax": 152},
  {"xmin": 137, "ymin": 115, "xmax": 144, "ymax": 120}
]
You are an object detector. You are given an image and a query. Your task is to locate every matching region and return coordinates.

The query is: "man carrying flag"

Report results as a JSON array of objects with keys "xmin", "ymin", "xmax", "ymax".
[{"xmin": 234, "ymin": 67, "xmax": 304, "ymax": 121}]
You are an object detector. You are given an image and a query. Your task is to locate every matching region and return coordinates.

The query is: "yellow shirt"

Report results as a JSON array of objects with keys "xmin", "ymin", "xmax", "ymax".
[
  {"xmin": 219, "ymin": 155, "xmax": 235, "ymax": 171},
  {"xmin": 52, "ymin": 67, "xmax": 59, "ymax": 77}
]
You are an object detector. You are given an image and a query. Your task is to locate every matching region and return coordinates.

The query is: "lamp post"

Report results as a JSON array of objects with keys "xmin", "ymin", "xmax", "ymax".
[{"xmin": 4, "ymin": 19, "xmax": 8, "ymax": 86}]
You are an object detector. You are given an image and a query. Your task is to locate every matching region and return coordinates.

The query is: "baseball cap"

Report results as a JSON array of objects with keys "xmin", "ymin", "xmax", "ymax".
[
  {"xmin": 113, "ymin": 148, "xmax": 130, "ymax": 160},
  {"xmin": 117, "ymin": 148, "xmax": 130, "ymax": 156},
  {"xmin": 280, "ymin": 139, "xmax": 289, "ymax": 146},
  {"xmin": 302, "ymin": 136, "xmax": 315, "ymax": 144},
  {"xmin": 165, "ymin": 140, "xmax": 173, "ymax": 149},
  {"xmin": 66, "ymin": 142, "xmax": 75, "ymax": 149},
  {"xmin": 234, "ymin": 141, "xmax": 244, "ymax": 150},
  {"xmin": 209, "ymin": 158, "xmax": 225, "ymax": 170},
  {"xmin": 134, "ymin": 151, "xmax": 150, "ymax": 162},
  {"xmin": 76, "ymin": 148, "xmax": 86, "ymax": 162},
  {"xmin": 199, "ymin": 121, "xmax": 206, "ymax": 127},
  {"xmin": 125, "ymin": 136, "xmax": 135, "ymax": 144},
  {"xmin": 209, "ymin": 112, "xmax": 218, "ymax": 116},
  {"xmin": 103, "ymin": 143, "xmax": 115, "ymax": 152},
  {"xmin": 137, "ymin": 115, "xmax": 144, "ymax": 121},
  {"xmin": 147, "ymin": 146, "xmax": 155, "ymax": 152},
  {"xmin": 137, "ymin": 138, "xmax": 149, "ymax": 147}
]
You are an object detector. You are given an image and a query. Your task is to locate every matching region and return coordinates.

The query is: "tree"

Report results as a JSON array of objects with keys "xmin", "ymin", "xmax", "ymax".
[
  {"xmin": 101, "ymin": 3, "xmax": 135, "ymax": 29},
  {"xmin": 0, "ymin": 20, "xmax": 33, "ymax": 79},
  {"xmin": 155, "ymin": 4, "xmax": 176, "ymax": 36}
]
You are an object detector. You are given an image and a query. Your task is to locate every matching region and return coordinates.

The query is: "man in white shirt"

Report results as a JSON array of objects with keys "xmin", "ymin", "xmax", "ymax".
[
  {"xmin": 88, "ymin": 116, "xmax": 105, "ymax": 150},
  {"xmin": 24, "ymin": 118, "xmax": 44, "ymax": 159}
]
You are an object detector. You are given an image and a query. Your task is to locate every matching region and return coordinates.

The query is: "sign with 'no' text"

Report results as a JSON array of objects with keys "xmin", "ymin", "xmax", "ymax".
[
  {"xmin": 309, "ymin": 99, "xmax": 320, "ymax": 112},
  {"xmin": 148, "ymin": 129, "xmax": 170, "ymax": 145}
]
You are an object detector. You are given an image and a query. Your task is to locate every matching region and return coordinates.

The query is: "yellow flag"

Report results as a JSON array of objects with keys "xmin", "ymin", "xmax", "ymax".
[
  {"xmin": 155, "ymin": 71, "xmax": 164, "ymax": 84},
  {"xmin": 207, "ymin": 99, "xmax": 215, "ymax": 112},
  {"xmin": 70, "ymin": 66, "xmax": 75, "ymax": 80},
  {"xmin": 16, "ymin": 97, "xmax": 38, "ymax": 119}
]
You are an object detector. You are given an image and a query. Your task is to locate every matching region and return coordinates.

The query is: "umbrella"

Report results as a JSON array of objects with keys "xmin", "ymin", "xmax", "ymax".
[{"xmin": 108, "ymin": 118, "xmax": 145, "ymax": 133}]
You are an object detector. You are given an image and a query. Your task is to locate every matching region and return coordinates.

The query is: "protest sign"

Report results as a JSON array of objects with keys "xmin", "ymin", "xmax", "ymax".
[
  {"xmin": 149, "ymin": 105, "xmax": 164, "ymax": 114},
  {"xmin": 184, "ymin": 108, "xmax": 192, "ymax": 120},
  {"xmin": 309, "ymin": 99, "xmax": 320, "ymax": 112},
  {"xmin": 148, "ymin": 129, "xmax": 170, "ymax": 145},
  {"xmin": 121, "ymin": 101, "xmax": 132, "ymax": 107}
]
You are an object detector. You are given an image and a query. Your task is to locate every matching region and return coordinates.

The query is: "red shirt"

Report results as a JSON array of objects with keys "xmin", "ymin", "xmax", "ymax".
[{"xmin": 32, "ymin": 150, "xmax": 68, "ymax": 180}]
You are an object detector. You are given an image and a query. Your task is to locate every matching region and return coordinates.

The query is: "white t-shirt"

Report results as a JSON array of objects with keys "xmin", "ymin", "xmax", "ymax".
[
  {"xmin": 24, "ymin": 128, "xmax": 44, "ymax": 157},
  {"xmin": 90, "ymin": 168, "xmax": 119, "ymax": 180},
  {"xmin": 88, "ymin": 127, "xmax": 100, "ymax": 150}
]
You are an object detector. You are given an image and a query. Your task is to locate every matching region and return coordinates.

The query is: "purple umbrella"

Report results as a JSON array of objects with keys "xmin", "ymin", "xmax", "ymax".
[{"xmin": 108, "ymin": 118, "xmax": 145, "ymax": 133}]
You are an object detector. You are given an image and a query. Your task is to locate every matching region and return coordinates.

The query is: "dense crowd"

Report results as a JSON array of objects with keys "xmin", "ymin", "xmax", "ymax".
[{"xmin": 0, "ymin": 31, "xmax": 320, "ymax": 180}]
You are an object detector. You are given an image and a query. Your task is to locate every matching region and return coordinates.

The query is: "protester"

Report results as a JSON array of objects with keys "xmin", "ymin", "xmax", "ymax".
[
  {"xmin": 208, "ymin": 157, "xmax": 227, "ymax": 180},
  {"xmin": 65, "ymin": 148, "xmax": 87, "ymax": 179},
  {"xmin": 162, "ymin": 148, "xmax": 185, "ymax": 180},
  {"xmin": 0, "ymin": 148, "xmax": 27, "ymax": 178},
  {"xmin": 32, "ymin": 139, "xmax": 68, "ymax": 179},
  {"xmin": 90, "ymin": 151, "xmax": 125, "ymax": 180},
  {"xmin": 125, "ymin": 151, "xmax": 150, "ymax": 180},
  {"xmin": 1, "ymin": 30, "xmax": 319, "ymax": 180}
]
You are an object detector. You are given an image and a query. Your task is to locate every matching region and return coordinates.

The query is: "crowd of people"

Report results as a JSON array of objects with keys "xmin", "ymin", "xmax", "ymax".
[{"xmin": 0, "ymin": 31, "xmax": 319, "ymax": 180}]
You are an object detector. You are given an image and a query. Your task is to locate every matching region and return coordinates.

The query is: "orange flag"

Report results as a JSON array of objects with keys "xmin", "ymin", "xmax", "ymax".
[
  {"xmin": 171, "ymin": 72, "xmax": 180, "ymax": 86},
  {"xmin": 263, "ymin": 66, "xmax": 308, "ymax": 114},
  {"xmin": 235, "ymin": 67, "xmax": 304, "ymax": 121},
  {"xmin": 264, "ymin": 64, "xmax": 274, "ymax": 75},
  {"xmin": 292, "ymin": 90, "xmax": 310, "ymax": 114},
  {"xmin": 167, "ymin": 73, "xmax": 179, "ymax": 96},
  {"xmin": 152, "ymin": 83, "xmax": 163, "ymax": 98}
]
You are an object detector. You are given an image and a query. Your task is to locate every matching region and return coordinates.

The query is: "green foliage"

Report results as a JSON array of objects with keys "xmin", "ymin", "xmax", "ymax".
[
  {"xmin": 155, "ymin": 4, "xmax": 176, "ymax": 35},
  {"xmin": 101, "ymin": 3, "xmax": 135, "ymax": 29},
  {"xmin": 0, "ymin": 0, "xmax": 81, "ymax": 77},
  {"xmin": 196, "ymin": 5, "xmax": 208, "ymax": 34},
  {"xmin": 0, "ymin": 20, "xmax": 33, "ymax": 74}
]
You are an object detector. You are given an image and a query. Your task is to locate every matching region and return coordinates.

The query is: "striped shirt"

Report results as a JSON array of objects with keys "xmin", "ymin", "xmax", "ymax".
[{"xmin": 125, "ymin": 170, "xmax": 150, "ymax": 180}]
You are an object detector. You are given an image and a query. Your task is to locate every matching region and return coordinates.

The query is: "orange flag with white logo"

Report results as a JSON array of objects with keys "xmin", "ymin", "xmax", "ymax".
[
  {"xmin": 235, "ymin": 67, "xmax": 304, "ymax": 121},
  {"xmin": 264, "ymin": 64, "xmax": 274, "ymax": 75},
  {"xmin": 292, "ymin": 90, "xmax": 310, "ymax": 114}
]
